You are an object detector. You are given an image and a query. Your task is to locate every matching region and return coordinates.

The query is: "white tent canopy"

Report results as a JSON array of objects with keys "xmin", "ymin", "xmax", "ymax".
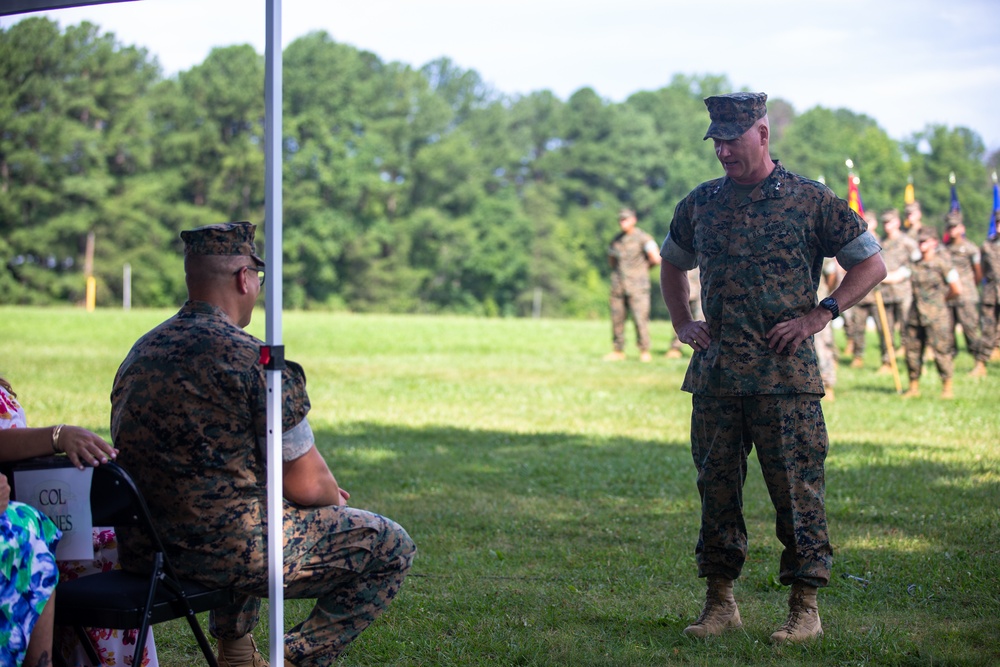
[{"xmin": 2, "ymin": 2, "xmax": 288, "ymax": 664}]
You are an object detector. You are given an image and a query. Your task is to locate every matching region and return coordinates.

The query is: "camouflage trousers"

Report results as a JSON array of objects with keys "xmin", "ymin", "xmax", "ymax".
[
  {"xmin": 847, "ymin": 302, "xmax": 880, "ymax": 359},
  {"xmin": 690, "ymin": 394, "xmax": 832, "ymax": 588},
  {"xmin": 881, "ymin": 300, "xmax": 908, "ymax": 358},
  {"xmin": 949, "ymin": 301, "xmax": 987, "ymax": 362},
  {"xmin": 904, "ymin": 317, "xmax": 955, "ymax": 381},
  {"xmin": 982, "ymin": 302, "xmax": 1000, "ymax": 358},
  {"xmin": 850, "ymin": 301, "xmax": 906, "ymax": 363},
  {"xmin": 610, "ymin": 287, "xmax": 651, "ymax": 352},
  {"xmin": 210, "ymin": 504, "xmax": 415, "ymax": 667}
]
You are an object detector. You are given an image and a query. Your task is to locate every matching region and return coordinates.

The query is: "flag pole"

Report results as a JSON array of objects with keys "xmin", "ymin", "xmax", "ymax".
[{"xmin": 875, "ymin": 291, "xmax": 902, "ymax": 393}]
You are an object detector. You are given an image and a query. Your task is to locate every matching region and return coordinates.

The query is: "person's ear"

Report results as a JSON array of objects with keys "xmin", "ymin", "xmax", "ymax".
[{"xmin": 235, "ymin": 266, "xmax": 251, "ymax": 295}]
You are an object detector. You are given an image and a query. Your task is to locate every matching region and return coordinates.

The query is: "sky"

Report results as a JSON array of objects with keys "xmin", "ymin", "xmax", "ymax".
[{"xmin": 5, "ymin": 0, "xmax": 1000, "ymax": 153}]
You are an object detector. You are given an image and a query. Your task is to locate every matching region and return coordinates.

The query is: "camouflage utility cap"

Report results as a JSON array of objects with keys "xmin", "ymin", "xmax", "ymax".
[
  {"xmin": 703, "ymin": 92, "xmax": 768, "ymax": 141},
  {"xmin": 181, "ymin": 221, "xmax": 264, "ymax": 267},
  {"xmin": 618, "ymin": 208, "xmax": 636, "ymax": 220},
  {"xmin": 945, "ymin": 210, "xmax": 963, "ymax": 228}
]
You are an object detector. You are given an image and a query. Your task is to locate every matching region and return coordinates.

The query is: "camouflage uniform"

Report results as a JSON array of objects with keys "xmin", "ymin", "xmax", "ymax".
[
  {"xmin": 609, "ymin": 226, "xmax": 657, "ymax": 352},
  {"xmin": 904, "ymin": 254, "xmax": 957, "ymax": 381},
  {"xmin": 943, "ymin": 236, "xmax": 986, "ymax": 362},
  {"xmin": 979, "ymin": 235, "xmax": 1000, "ymax": 358},
  {"xmin": 661, "ymin": 161, "xmax": 880, "ymax": 588},
  {"xmin": 879, "ymin": 233, "xmax": 920, "ymax": 356},
  {"xmin": 112, "ymin": 232, "xmax": 415, "ymax": 667}
]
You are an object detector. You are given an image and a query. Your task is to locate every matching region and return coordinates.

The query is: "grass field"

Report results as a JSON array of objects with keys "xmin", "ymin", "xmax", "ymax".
[{"xmin": 2, "ymin": 306, "xmax": 998, "ymax": 666}]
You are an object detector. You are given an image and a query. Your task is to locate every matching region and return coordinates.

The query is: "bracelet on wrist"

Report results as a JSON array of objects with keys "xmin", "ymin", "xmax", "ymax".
[{"xmin": 52, "ymin": 424, "xmax": 64, "ymax": 453}]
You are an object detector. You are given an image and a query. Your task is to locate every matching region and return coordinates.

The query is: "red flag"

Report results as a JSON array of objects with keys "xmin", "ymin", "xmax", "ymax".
[{"xmin": 847, "ymin": 174, "xmax": 865, "ymax": 218}]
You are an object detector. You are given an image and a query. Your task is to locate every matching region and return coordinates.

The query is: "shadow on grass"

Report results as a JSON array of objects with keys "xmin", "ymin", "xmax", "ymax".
[
  {"xmin": 155, "ymin": 424, "xmax": 998, "ymax": 665},
  {"xmin": 288, "ymin": 423, "xmax": 1000, "ymax": 665}
]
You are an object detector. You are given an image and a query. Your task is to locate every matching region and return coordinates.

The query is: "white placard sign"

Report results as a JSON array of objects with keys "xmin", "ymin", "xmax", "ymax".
[{"xmin": 14, "ymin": 466, "xmax": 95, "ymax": 561}]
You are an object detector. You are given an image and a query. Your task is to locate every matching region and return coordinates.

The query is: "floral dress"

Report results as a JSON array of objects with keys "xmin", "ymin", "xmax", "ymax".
[
  {"xmin": 1, "ymin": 498, "xmax": 61, "ymax": 667},
  {"xmin": 0, "ymin": 384, "xmax": 158, "ymax": 667}
]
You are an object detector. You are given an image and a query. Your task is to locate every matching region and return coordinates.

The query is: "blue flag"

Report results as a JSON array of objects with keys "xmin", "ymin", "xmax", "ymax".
[
  {"xmin": 950, "ymin": 184, "xmax": 961, "ymax": 213},
  {"xmin": 989, "ymin": 182, "xmax": 999, "ymax": 239}
]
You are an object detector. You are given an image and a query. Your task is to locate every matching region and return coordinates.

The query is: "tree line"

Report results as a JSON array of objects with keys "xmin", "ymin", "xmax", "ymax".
[{"xmin": 2, "ymin": 17, "xmax": 997, "ymax": 315}]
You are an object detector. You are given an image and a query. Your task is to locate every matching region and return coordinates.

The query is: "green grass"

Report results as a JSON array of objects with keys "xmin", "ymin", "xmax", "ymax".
[{"xmin": 2, "ymin": 306, "xmax": 999, "ymax": 666}]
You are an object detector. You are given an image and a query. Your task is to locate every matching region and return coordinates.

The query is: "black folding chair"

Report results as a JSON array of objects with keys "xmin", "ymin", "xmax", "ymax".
[{"xmin": 7, "ymin": 456, "xmax": 235, "ymax": 667}]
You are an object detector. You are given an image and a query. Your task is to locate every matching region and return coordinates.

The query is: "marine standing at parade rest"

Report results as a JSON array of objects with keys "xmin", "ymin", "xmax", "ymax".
[
  {"xmin": 111, "ymin": 222, "xmax": 415, "ymax": 667},
  {"xmin": 942, "ymin": 211, "xmax": 988, "ymax": 376},
  {"xmin": 903, "ymin": 227, "xmax": 961, "ymax": 398},
  {"xmin": 659, "ymin": 92, "xmax": 885, "ymax": 644},
  {"xmin": 605, "ymin": 208, "xmax": 661, "ymax": 363}
]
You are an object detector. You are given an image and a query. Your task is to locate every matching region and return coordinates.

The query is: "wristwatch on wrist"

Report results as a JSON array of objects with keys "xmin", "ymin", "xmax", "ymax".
[{"xmin": 818, "ymin": 296, "xmax": 839, "ymax": 320}]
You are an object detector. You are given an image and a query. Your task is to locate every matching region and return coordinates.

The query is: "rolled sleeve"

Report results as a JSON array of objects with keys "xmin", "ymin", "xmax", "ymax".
[
  {"xmin": 281, "ymin": 416, "xmax": 315, "ymax": 462},
  {"xmin": 836, "ymin": 232, "xmax": 882, "ymax": 271},
  {"xmin": 661, "ymin": 232, "xmax": 698, "ymax": 271}
]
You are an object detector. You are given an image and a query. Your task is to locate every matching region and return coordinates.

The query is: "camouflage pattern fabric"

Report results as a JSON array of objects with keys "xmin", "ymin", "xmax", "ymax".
[
  {"xmin": 691, "ymin": 394, "xmax": 831, "ymax": 588},
  {"xmin": 880, "ymin": 234, "xmax": 919, "ymax": 305},
  {"xmin": 981, "ymin": 237, "xmax": 1000, "ymax": 355},
  {"xmin": 661, "ymin": 162, "xmax": 879, "ymax": 590},
  {"xmin": 608, "ymin": 227, "xmax": 656, "ymax": 352},
  {"xmin": 661, "ymin": 161, "xmax": 880, "ymax": 396},
  {"xmin": 905, "ymin": 255, "xmax": 956, "ymax": 380},
  {"xmin": 111, "ymin": 300, "xmax": 415, "ymax": 664},
  {"xmin": 944, "ymin": 237, "xmax": 981, "ymax": 303},
  {"xmin": 846, "ymin": 302, "xmax": 882, "ymax": 361},
  {"xmin": 210, "ymin": 503, "xmax": 414, "ymax": 666},
  {"xmin": 879, "ymin": 233, "xmax": 920, "ymax": 356},
  {"xmin": 944, "ymin": 237, "xmax": 985, "ymax": 361}
]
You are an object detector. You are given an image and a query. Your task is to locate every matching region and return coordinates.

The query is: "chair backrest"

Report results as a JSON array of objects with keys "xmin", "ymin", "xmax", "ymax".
[{"xmin": 7, "ymin": 456, "xmax": 173, "ymax": 574}]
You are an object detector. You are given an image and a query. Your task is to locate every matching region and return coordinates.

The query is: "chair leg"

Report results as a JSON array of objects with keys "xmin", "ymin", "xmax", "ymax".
[
  {"xmin": 73, "ymin": 624, "xmax": 103, "ymax": 666},
  {"xmin": 185, "ymin": 612, "xmax": 220, "ymax": 667},
  {"xmin": 131, "ymin": 552, "xmax": 164, "ymax": 667}
]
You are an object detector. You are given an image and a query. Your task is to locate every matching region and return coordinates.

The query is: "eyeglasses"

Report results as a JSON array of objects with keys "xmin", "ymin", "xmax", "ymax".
[{"xmin": 235, "ymin": 265, "xmax": 265, "ymax": 286}]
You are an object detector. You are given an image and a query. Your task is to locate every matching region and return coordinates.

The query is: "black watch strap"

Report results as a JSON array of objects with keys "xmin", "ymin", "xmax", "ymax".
[{"xmin": 819, "ymin": 296, "xmax": 839, "ymax": 320}]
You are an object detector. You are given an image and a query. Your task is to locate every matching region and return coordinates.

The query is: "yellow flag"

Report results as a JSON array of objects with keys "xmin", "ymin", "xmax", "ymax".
[{"xmin": 904, "ymin": 182, "xmax": 914, "ymax": 205}]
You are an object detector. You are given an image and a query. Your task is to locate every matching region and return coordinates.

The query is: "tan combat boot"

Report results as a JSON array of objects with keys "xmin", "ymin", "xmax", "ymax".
[
  {"xmin": 969, "ymin": 360, "xmax": 987, "ymax": 377},
  {"xmin": 603, "ymin": 350, "xmax": 626, "ymax": 362},
  {"xmin": 850, "ymin": 357, "xmax": 865, "ymax": 369},
  {"xmin": 639, "ymin": 350, "xmax": 653, "ymax": 363},
  {"xmin": 683, "ymin": 576, "xmax": 742, "ymax": 638},
  {"xmin": 217, "ymin": 634, "xmax": 268, "ymax": 667},
  {"xmin": 770, "ymin": 581, "xmax": 823, "ymax": 644},
  {"xmin": 941, "ymin": 378, "xmax": 954, "ymax": 399},
  {"xmin": 902, "ymin": 379, "xmax": 920, "ymax": 398},
  {"xmin": 665, "ymin": 348, "xmax": 683, "ymax": 359}
]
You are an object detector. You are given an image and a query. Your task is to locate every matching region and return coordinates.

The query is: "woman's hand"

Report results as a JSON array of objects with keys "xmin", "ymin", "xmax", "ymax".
[{"xmin": 57, "ymin": 425, "xmax": 118, "ymax": 469}]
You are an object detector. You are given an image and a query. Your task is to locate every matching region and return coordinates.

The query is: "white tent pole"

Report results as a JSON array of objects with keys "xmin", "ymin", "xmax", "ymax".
[{"xmin": 264, "ymin": 0, "xmax": 284, "ymax": 664}]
